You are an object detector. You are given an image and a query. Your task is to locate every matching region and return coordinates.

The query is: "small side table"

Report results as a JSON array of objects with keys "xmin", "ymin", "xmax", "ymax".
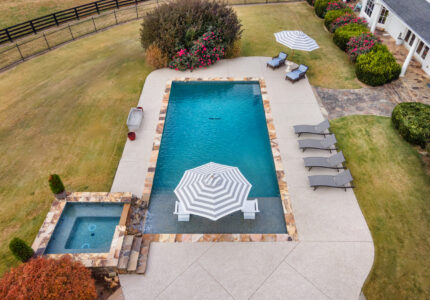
[{"xmin": 285, "ymin": 61, "xmax": 299, "ymax": 73}]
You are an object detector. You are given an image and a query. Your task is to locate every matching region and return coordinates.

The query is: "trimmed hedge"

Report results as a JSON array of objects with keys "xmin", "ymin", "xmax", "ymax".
[
  {"xmin": 333, "ymin": 23, "xmax": 369, "ymax": 51},
  {"xmin": 9, "ymin": 238, "xmax": 34, "ymax": 262},
  {"xmin": 392, "ymin": 102, "xmax": 430, "ymax": 148},
  {"xmin": 48, "ymin": 174, "xmax": 65, "ymax": 194},
  {"xmin": 355, "ymin": 44, "xmax": 401, "ymax": 86},
  {"xmin": 314, "ymin": 0, "xmax": 331, "ymax": 18},
  {"xmin": 324, "ymin": 8, "xmax": 352, "ymax": 30}
]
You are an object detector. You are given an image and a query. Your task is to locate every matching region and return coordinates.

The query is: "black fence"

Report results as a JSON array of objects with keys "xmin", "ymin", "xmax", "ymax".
[{"xmin": 0, "ymin": 0, "xmax": 148, "ymax": 44}]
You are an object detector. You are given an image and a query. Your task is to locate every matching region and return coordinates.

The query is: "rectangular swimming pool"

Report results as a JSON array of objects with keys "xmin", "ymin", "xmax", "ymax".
[
  {"xmin": 144, "ymin": 81, "xmax": 287, "ymax": 234},
  {"xmin": 45, "ymin": 202, "xmax": 123, "ymax": 254}
]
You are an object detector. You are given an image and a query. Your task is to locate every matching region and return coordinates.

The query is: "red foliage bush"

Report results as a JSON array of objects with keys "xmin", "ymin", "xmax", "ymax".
[
  {"xmin": 326, "ymin": 1, "xmax": 346, "ymax": 11},
  {"xmin": 0, "ymin": 256, "xmax": 97, "ymax": 300},
  {"xmin": 346, "ymin": 33, "xmax": 380, "ymax": 61}
]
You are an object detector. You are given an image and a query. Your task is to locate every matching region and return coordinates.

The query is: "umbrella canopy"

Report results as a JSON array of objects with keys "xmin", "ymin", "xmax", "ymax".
[
  {"xmin": 174, "ymin": 162, "xmax": 252, "ymax": 221},
  {"xmin": 274, "ymin": 30, "xmax": 319, "ymax": 51}
]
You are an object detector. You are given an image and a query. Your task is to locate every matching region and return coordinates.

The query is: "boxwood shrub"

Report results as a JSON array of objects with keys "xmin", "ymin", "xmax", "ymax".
[
  {"xmin": 9, "ymin": 237, "xmax": 34, "ymax": 262},
  {"xmin": 392, "ymin": 102, "xmax": 430, "ymax": 148},
  {"xmin": 355, "ymin": 44, "xmax": 401, "ymax": 86},
  {"xmin": 324, "ymin": 8, "xmax": 352, "ymax": 30},
  {"xmin": 314, "ymin": 0, "xmax": 331, "ymax": 18},
  {"xmin": 333, "ymin": 23, "xmax": 369, "ymax": 51},
  {"xmin": 306, "ymin": 0, "xmax": 315, "ymax": 6},
  {"xmin": 48, "ymin": 174, "xmax": 65, "ymax": 195}
]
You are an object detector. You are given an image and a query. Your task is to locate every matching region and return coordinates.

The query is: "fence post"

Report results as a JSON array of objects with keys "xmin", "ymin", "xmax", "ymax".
[
  {"xmin": 92, "ymin": 17, "xmax": 98, "ymax": 31},
  {"xmin": 114, "ymin": 10, "xmax": 118, "ymax": 24},
  {"xmin": 135, "ymin": 4, "xmax": 139, "ymax": 18},
  {"xmin": 95, "ymin": 2, "xmax": 100, "ymax": 14},
  {"xmin": 29, "ymin": 21, "xmax": 37, "ymax": 34},
  {"xmin": 16, "ymin": 43, "xmax": 24, "ymax": 60},
  {"xmin": 43, "ymin": 32, "xmax": 50, "ymax": 49},
  {"xmin": 53, "ymin": 13, "xmax": 59, "ymax": 26},
  {"xmin": 74, "ymin": 8, "xmax": 80, "ymax": 20},
  {"xmin": 115, "ymin": 0, "xmax": 119, "ymax": 8},
  {"xmin": 5, "ymin": 29, "xmax": 13, "ymax": 42},
  {"xmin": 68, "ymin": 24, "xmax": 75, "ymax": 40}
]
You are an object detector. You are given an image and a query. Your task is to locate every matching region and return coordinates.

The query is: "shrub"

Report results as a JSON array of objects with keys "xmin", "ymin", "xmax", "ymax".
[
  {"xmin": 0, "ymin": 256, "xmax": 96, "ymax": 300},
  {"xmin": 324, "ymin": 8, "xmax": 352, "ymax": 30},
  {"xmin": 48, "ymin": 174, "xmax": 65, "ymax": 194},
  {"xmin": 9, "ymin": 238, "xmax": 34, "ymax": 262},
  {"xmin": 225, "ymin": 39, "xmax": 241, "ymax": 58},
  {"xmin": 169, "ymin": 30, "xmax": 225, "ymax": 71},
  {"xmin": 326, "ymin": 1, "xmax": 346, "ymax": 11},
  {"xmin": 306, "ymin": 0, "xmax": 315, "ymax": 6},
  {"xmin": 140, "ymin": 0, "xmax": 241, "ymax": 59},
  {"xmin": 333, "ymin": 23, "xmax": 369, "ymax": 51},
  {"xmin": 346, "ymin": 33, "xmax": 379, "ymax": 62},
  {"xmin": 391, "ymin": 103, "xmax": 430, "ymax": 148},
  {"xmin": 314, "ymin": 0, "xmax": 331, "ymax": 18},
  {"xmin": 145, "ymin": 44, "xmax": 168, "ymax": 69},
  {"xmin": 330, "ymin": 14, "xmax": 367, "ymax": 33},
  {"xmin": 355, "ymin": 45, "xmax": 401, "ymax": 86}
]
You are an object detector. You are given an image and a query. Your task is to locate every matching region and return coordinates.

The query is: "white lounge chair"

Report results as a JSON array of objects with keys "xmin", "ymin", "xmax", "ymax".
[
  {"xmin": 173, "ymin": 201, "xmax": 190, "ymax": 222},
  {"xmin": 241, "ymin": 199, "xmax": 260, "ymax": 220}
]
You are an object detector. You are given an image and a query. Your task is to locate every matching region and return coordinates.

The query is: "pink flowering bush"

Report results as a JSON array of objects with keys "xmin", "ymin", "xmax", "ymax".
[
  {"xmin": 169, "ymin": 30, "xmax": 225, "ymax": 71},
  {"xmin": 346, "ymin": 33, "xmax": 380, "ymax": 62},
  {"xmin": 330, "ymin": 14, "xmax": 367, "ymax": 33},
  {"xmin": 326, "ymin": 1, "xmax": 346, "ymax": 11}
]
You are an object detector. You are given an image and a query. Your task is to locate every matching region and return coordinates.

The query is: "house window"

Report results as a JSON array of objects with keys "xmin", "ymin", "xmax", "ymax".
[
  {"xmin": 404, "ymin": 30, "xmax": 412, "ymax": 43},
  {"xmin": 378, "ymin": 7, "xmax": 389, "ymax": 24},
  {"xmin": 409, "ymin": 34, "xmax": 416, "ymax": 46},
  {"xmin": 365, "ymin": 0, "xmax": 375, "ymax": 17},
  {"xmin": 422, "ymin": 46, "xmax": 429, "ymax": 60},
  {"xmin": 416, "ymin": 42, "xmax": 424, "ymax": 54}
]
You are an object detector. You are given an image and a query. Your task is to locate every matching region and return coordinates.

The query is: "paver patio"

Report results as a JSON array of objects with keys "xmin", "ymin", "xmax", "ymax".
[{"xmin": 111, "ymin": 57, "xmax": 374, "ymax": 299}]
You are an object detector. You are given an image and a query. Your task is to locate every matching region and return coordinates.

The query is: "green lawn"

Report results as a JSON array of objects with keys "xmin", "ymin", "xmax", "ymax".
[
  {"xmin": 331, "ymin": 116, "xmax": 430, "ymax": 300},
  {"xmin": 0, "ymin": 0, "xmax": 90, "ymax": 28},
  {"xmin": 236, "ymin": 3, "xmax": 361, "ymax": 89},
  {"xmin": 0, "ymin": 21, "xmax": 152, "ymax": 275}
]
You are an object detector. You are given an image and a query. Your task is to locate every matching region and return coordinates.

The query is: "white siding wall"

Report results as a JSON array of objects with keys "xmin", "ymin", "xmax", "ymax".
[{"xmin": 359, "ymin": 0, "xmax": 430, "ymax": 76}]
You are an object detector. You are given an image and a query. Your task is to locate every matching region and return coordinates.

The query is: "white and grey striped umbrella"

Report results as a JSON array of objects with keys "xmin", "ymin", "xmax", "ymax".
[
  {"xmin": 174, "ymin": 162, "xmax": 252, "ymax": 221},
  {"xmin": 274, "ymin": 31, "xmax": 319, "ymax": 51}
]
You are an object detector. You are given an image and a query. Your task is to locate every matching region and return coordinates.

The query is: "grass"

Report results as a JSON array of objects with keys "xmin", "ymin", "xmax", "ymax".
[
  {"xmin": 236, "ymin": 3, "xmax": 361, "ymax": 89},
  {"xmin": 0, "ymin": 20, "xmax": 152, "ymax": 275},
  {"xmin": 0, "ymin": 0, "xmax": 90, "ymax": 28},
  {"xmin": 331, "ymin": 116, "xmax": 430, "ymax": 300}
]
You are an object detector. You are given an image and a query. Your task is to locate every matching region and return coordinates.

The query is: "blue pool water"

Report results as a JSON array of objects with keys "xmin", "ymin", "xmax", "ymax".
[
  {"xmin": 45, "ymin": 203, "xmax": 123, "ymax": 254},
  {"xmin": 152, "ymin": 81, "xmax": 279, "ymax": 197},
  {"xmin": 145, "ymin": 81, "xmax": 286, "ymax": 234}
]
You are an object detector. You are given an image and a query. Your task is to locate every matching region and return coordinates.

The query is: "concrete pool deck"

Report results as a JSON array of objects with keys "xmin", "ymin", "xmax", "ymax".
[{"xmin": 111, "ymin": 57, "xmax": 374, "ymax": 299}]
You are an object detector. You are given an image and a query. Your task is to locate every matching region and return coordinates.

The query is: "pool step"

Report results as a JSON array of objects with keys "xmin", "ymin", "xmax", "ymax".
[
  {"xmin": 117, "ymin": 235, "xmax": 134, "ymax": 271},
  {"xmin": 136, "ymin": 239, "xmax": 151, "ymax": 274},
  {"xmin": 126, "ymin": 236, "xmax": 142, "ymax": 272}
]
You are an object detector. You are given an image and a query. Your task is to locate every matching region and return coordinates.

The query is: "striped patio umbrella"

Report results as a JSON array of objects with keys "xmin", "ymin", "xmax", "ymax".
[
  {"xmin": 174, "ymin": 162, "xmax": 252, "ymax": 221},
  {"xmin": 274, "ymin": 30, "xmax": 319, "ymax": 52}
]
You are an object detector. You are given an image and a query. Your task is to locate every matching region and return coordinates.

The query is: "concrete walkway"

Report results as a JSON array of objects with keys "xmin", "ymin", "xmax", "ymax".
[{"xmin": 112, "ymin": 57, "xmax": 374, "ymax": 299}]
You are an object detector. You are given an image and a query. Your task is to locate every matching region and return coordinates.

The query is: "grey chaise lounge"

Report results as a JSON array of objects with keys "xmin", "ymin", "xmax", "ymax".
[
  {"xmin": 267, "ymin": 52, "xmax": 288, "ymax": 69},
  {"xmin": 308, "ymin": 169, "xmax": 354, "ymax": 191},
  {"xmin": 286, "ymin": 64, "xmax": 308, "ymax": 83},
  {"xmin": 298, "ymin": 134, "xmax": 337, "ymax": 153},
  {"xmin": 304, "ymin": 151, "xmax": 346, "ymax": 171},
  {"xmin": 293, "ymin": 119, "xmax": 330, "ymax": 137}
]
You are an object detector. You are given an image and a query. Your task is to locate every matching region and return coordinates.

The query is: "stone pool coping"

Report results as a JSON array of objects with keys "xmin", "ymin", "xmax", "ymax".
[
  {"xmin": 32, "ymin": 192, "xmax": 131, "ymax": 268},
  {"xmin": 140, "ymin": 77, "xmax": 298, "ymax": 242}
]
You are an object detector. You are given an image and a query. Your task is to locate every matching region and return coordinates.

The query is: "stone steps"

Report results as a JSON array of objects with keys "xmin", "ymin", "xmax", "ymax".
[{"xmin": 117, "ymin": 234, "xmax": 150, "ymax": 274}]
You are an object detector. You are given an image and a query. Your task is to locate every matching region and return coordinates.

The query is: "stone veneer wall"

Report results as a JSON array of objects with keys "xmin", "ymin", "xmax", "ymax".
[
  {"xmin": 32, "ymin": 192, "xmax": 131, "ymax": 268},
  {"xmin": 139, "ymin": 78, "xmax": 298, "ymax": 242}
]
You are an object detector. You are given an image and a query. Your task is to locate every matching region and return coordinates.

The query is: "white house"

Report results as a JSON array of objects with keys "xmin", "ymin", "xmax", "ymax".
[{"xmin": 359, "ymin": 0, "xmax": 430, "ymax": 77}]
